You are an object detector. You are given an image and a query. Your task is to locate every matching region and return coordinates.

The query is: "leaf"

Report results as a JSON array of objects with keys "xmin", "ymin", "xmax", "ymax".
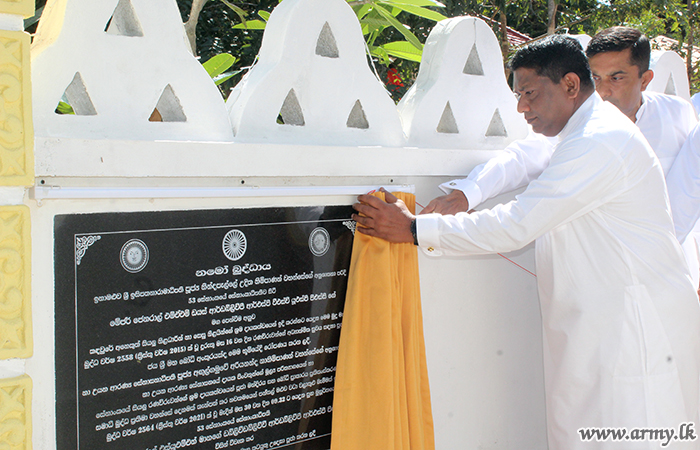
[
  {"xmin": 220, "ymin": 0, "xmax": 248, "ymax": 24},
  {"xmin": 258, "ymin": 10, "xmax": 271, "ymax": 21},
  {"xmin": 381, "ymin": 40, "xmax": 423, "ymax": 62},
  {"xmin": 373, "ymin": 4, "xmax": 422, "ymax": 49},
  {"xmin": 379, "ymin": 2, "xmax": 447, "ymax": 21},
  {"xmin": 202, "ymin": 53, "xmax": 237, "ymax": 77},
  {"xmin": 233, "ymin": 20, "xmax": 267, "ymax": 30},
  {"xmin": 55, "ymin": 101, "xmax": 75, "ymax": 115},
  {"xmin": 354, "ymin": 3, "xmax": 373, "ymax": 20},
  {"xmin": 375, "ymin": 0, "xmax": 445, "ymax": 7},
  {"xmin": 213, "ymin": 70, "xmax": 243, "ymax": 85},
  {"xmin": 363, "ymin": 17, "xmax": 393, "ymax": 28},
  {"xmin": 369, "ymin": 46, "xmax": 391, "ymax": 64}
]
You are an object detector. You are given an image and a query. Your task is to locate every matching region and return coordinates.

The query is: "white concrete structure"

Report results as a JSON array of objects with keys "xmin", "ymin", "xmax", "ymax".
[
  {"xmin": 226, "ymin": 0, "xmax": 404, "ymax": 147},
  {"xmin": 569, "ymin": 33, "xmax": 591, "ymax": 49},
  {"xmin": 649, "ymin": 49, "xmax": 691, "ymax": 101},
  {"xmin": 25, "ymin": 2, "xmax": 548, "ymax": 449},
  {"xmin": 31, "ymin": 0, "xmax": 233, "ymax": 141},
  {"xmin": 398, "ymin": 17, "xmax": 528, "ymax": 149}
]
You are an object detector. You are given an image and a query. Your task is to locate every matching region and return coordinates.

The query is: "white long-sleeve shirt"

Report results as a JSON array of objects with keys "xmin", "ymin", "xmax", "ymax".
[
  {"xmin": 667, "ymin": 123, "xmax": 700, "ymax": 243},
  {"xmin": 440, "ymin": 90, "xmax": 700, "ymax": 285},
  {"xmin": 418, "ymin": 93, "xmax": 700, "ymax": 449}
]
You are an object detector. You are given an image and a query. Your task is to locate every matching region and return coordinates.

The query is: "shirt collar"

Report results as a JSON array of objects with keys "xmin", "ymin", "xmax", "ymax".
[
  {"xmin": 557, "ymin": 91, "xmax": 600, "ymax": 142},
  {"xmin": 635, "ymin": 91, "xmax": 648, "ymax": 122}
]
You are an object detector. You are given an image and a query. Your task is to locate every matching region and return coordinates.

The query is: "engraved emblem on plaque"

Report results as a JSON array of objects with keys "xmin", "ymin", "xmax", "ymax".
[
  {"xmin": 120, "ymin": 239, "xmax": 149, "ymax": 273},
  {"xmin": 222, "ymin": 229, "xmax": 247, "ymax": 261},
  {"xmin": 309, "ymin": 227, "xmax": 331, "ymax": 257}
]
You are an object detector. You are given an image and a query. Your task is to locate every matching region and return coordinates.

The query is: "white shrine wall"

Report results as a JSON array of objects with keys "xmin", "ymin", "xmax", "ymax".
[
  {"xmin": 22, "ymin": 2, "xmax": 643, "ymax": 449},
  {"xmin": 31, "ymin": 0, "xmax": 233, "ymax": 141},
  {"xmin": 649, "ymin": 50, "xmax": 692, "ymax": 101},
  {"xmin": 397, "ymin": 17, "xmax": 528, "ymax": 149},
  {"xmin": 226, "ymin": 0, "xmax": 405, "ymax": 147}
]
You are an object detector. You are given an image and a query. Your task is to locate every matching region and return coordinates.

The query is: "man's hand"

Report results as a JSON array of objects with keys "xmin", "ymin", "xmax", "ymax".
[
  {"xmin": 420, "ymin": 190, "xmax": 470, "ymax": 215},
  {"xmin": 352, "ymin": 189, "xmax": 415, "ymax": 243}
]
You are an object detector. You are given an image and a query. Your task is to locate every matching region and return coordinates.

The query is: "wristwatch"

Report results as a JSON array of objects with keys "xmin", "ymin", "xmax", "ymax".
[{"xmin": 410, "ymin": 219, "xmax": 418, "ymax": 246}]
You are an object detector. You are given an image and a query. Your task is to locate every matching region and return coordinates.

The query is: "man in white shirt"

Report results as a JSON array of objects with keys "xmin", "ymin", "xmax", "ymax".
[
  {"xmin": 668, "ymin": 124, "xmax": 700, "ymax": 249},
  {"xmin": 353, "ymin": 35, "xmax": 700, "ymax": 449},
  {"xmin": 586, "ymin": 29, "xmax": 699, "ymax": 288},
  {"xmin": 422, "ymin": 27, "xmax": 700, "ymax": 288}
]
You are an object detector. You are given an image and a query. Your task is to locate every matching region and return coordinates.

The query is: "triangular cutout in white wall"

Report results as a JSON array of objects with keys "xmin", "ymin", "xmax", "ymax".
[
  {"xmin": 58, "ymin": 72, "xmax": 97, "ymax": 116},
  {"xmin": 316, "ymin": 22, "xmax": 339, "ymax": 58},
  {"xmin": 149, "ymin": 84, "xmax": 186, "ymax": 122},
  {"xmin": 436, "ymin": 101, "xmax": 459, "ymax": 134},
  {"xmin": 278, "ymin": 89, "xmax": 305, "ymax": 126},
  {"xmin": 347, "ymin": 100, "xmax": 369, "ymax": 129},
  {"xmin": 463, "ymin": 44, "xmax": 484, "ymax": 76},
  {"xmin": 105, "ymin": 0, "xmax": 144, "ymax": 37},
  {"xmin": 665, "ymin": 73, "xmax": 677, "ymax": 96},
  {"xmin": 485, "ymin": 108, "xmax": 507, "ymax": 137}
]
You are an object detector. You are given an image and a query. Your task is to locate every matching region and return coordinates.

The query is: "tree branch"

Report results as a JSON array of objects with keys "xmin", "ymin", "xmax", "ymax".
[{"xmin": 185, "ymin": 0, "xmax": 210, "ymax": 56}]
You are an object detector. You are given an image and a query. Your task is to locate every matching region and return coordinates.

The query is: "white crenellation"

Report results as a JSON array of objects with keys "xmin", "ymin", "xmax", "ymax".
[
  {"xmin": 226, "ymin": 0, "xmax": 404, "ymax": 146},
  {"xmin": 31, "ymin": 0, "xmax": 233, "ymax": 141},
  {"xmin": 649, "ymin": 50, "xmax": 691, "ymax": 101},
  {"xmin": 398, "ymin": 17, "xmax": 528, "ymax": 149}
]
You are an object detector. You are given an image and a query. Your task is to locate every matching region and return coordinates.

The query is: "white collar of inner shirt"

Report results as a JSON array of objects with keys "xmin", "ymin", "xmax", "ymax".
[
  {"xmin": 635, "ymin": 92, "xmax": 648, "ymax": 123},
  {"xmin": 557, "ymin": 91, "xmax": 599, "ymax": 142}
]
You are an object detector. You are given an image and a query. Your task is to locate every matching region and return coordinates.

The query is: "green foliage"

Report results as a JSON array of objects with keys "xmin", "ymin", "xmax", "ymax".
[
  {"xmin": 381, "ymin": 41, "xmax": 424, "ymax": 62},
  {"xmin": 201, "ymin": 53, "xmax": 242, "ymax": 85},
  {"xmin": 55, "ymin": 101, "xmax": 75, "ymax": 115}
]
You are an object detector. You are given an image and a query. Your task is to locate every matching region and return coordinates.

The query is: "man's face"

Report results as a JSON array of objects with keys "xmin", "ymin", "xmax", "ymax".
[
  {"xmin": 588, "ymin": 48, "xmax": 652, "ymax": 121},
  {"xmin": 513, "ymin": 67, "xmax": 575, "ymax": 137}
]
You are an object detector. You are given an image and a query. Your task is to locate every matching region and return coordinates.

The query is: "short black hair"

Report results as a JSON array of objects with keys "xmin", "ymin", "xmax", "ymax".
[
  {"xmin": 509, "ymin": 34, "xmax": 594, "ymax": 90},
  {"xmin": 586, "ymin": 27, "xmax": 650, "ymax": 76}
]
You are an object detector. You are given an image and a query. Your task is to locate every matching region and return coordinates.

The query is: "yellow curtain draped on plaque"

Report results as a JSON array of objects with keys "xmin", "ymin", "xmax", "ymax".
[{"xmin": 331, "ymin": 191, "xmax": 435, "ymax": 450}]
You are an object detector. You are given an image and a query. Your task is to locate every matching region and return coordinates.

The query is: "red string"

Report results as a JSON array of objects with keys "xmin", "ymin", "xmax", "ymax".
[{"xmin": 414, "ymin": 200, "xmax": 537, "ymax": 278}]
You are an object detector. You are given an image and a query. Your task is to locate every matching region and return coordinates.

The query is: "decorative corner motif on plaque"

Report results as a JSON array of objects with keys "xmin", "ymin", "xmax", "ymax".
[
  {"xmin": 0, "ymin": 206, "xmax": 31, "ymax": 359},
  {"xmin": 309, "ymin": 227, "xmax": 331, "ymax": 257},
  {"xmin": 0, "ymin": 0, "xmax": 33, "ymax": 18},
  {"xmin": 0, "ymin": 375, "xmax": 32, "ymax": 449},
  {"xmin": 343, "ymin": 220, "xmax": 356, "ymax": 235},
  {"xmin": 75, "ymin": 235, "xmax": 101, "ymax": 266},
  {"xmin": 0, "ymin": 30, "xmax": 33, "ymax": 186},
  {"xmin": 222, "ymin": 229, "xmax": 247, "ymax": 261}
]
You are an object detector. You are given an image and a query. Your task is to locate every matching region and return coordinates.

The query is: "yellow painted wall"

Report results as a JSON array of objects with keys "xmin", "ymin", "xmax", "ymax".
[
  {"xmin": 0, "ymin": 375, "xmax": 32, "ymax": 450},
  {"xmin": 0, "ymin": 0, "xmax": 34, "ymax": 19},
  {"xmin": 0, "ymin": 206, "xmax": 31, "ymax": 360},
  {"xmin": 0, "ymin": 30, "xmax": 33, "ymax": 187}
]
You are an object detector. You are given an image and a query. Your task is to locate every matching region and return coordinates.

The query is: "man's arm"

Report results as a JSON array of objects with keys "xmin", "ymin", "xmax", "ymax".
[
  {"xmin": 357, "ymin": 139, "xmax": 625, "ymax": 255},
  {"xmin": 421, "ymin": 129, "xmax": 556, "ymax": 215}
]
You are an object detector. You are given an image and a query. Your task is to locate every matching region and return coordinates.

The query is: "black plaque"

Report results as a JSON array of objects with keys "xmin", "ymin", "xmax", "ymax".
[{"xmin": 55, "ymin": 206, "xmax": 355, "ymax": 450}]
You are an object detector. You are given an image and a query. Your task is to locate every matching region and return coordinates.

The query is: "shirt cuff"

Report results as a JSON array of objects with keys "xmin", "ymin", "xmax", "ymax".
[
  {"xmin": 438, "ymin": 179, "xmax": 483, "ymax": 209},
  {"xmin": 415, "ymin": 214, "xmax": 443, "ymax": 256}
]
